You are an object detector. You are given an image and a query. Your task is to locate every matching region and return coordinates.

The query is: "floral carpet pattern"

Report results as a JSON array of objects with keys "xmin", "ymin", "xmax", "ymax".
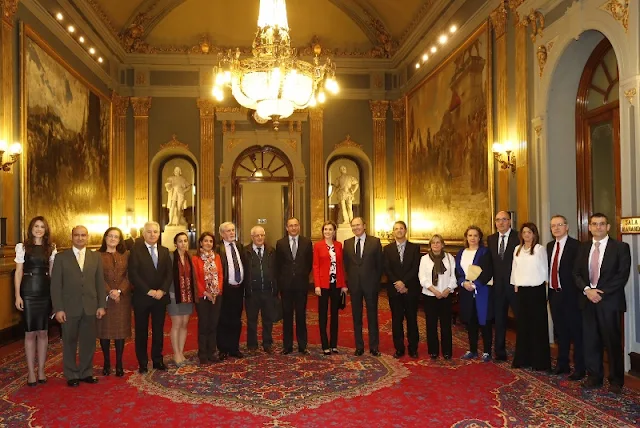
[{"xmin": 0, "ymin": 294, "xmax": 639, "ymax": 427}]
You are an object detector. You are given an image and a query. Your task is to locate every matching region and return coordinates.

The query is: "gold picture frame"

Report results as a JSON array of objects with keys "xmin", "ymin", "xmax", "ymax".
[
  {"xmin": 20, "ymin": 23, "xmax": 112, "ymax": 248},
  {"xmin": 405, "ymin": 20, "xmax": 494, "ymax": 244}
]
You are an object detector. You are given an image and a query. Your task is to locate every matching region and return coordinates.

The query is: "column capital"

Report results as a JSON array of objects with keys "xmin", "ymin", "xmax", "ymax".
[
  {"xmin": 131, "ymin": 96, "xmax": 152, "ymax": 117},
  {"xmin": 369, "ymin": 100, "xmax": 389, "ymax": 120},
  {"xmin": 309, "ymin": 108, "xmax": 324, "ymax": 121},
  {"xmin": 2, "ymin": 0, "xmax": 18, "ymax": 22},
  {"xmin": 112, "ymin": 92, "xmax": 130, "ymax": 117},
  {"xmin": 390, "ymin": 99, "xmax": 405, "ymax": 121},
  {"xmin": 197, "ymin": 98, "xmax": 216, "ymax": 117},
  {"xmin": 490, "ymin": 2, "xmax": 508, "ymax": 39}
]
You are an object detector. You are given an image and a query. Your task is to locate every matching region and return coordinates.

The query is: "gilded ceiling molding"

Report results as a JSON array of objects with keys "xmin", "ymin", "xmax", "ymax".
[
  {"xmin": 398, "ymin": 0, "xmax": 437, "ymax": 43},
  {"xmin": 334, "ymin": 135, "xmax": 363, "ymax": 151},
  {"xmin": 523, "ymin": 9, "xmax": 545, "ymax": 43},
  {"xmin": 84, "ymin": 0, "xmax": 120, "ymax": 37},
  {"xmin": 600, "ymin": 0, "xmax": 629, "ymax": 33},
  {"xmin": 624, "ymin": 88, "xmax": 637, "ymax": 105},
  {"xmin": 361, "ymin": 9, "xmax": 398, "ymax": 59},
  {"xmin": 1, "ymin": 0, "xmax": 18, "ymax": 21},
  {"xmin": 120, "ymin": 12, "xmax": 155, "ymax": 54},
  {"xmin": 490, "ymin": 3, "xmax": 508, "ymax": 39},
  {"xmin": 536, "ymin": 45, "xmax": 547, "ymax": 77},
  {"xmin": 159, "ymin": 134, "xmax": 190, "ymax": 152}
]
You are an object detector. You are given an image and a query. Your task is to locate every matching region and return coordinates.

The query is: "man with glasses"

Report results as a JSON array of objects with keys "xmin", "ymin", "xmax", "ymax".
[
  {"xmin": 487, "ymin": 211, "xmax": 519, "ymax": 361},
  {"xmin": 573, "ymin": 213, "xmax": 630, "ymax": 394},
  {"xmin": 547, "ymin": 215, "xmax": 584, "ymax": 380}
]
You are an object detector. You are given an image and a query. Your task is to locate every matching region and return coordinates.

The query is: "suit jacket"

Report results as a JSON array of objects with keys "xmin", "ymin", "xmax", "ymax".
[
  {"xmin": 383, "ymin": 240, "xmax": 421, "ymax": 297},
  {"xmin": 487, "ymin": 230, "xmax": 519, "ymax": 289},
  {"xmin": 50, "ymin": 248, "xmax": 106, "ymax": 317},
  {"xmin": 275, "ymin": 235, "xmax": 313, "ymax": 291},
  {"xmin": 573, "ymin": 237, "xmax": 631, "ymax": 311},
  {"xmin": 241, "ymin": 244, "xmax": 277, "ymax": 297},
  {"xmin": 128, "ymin": 241, "xmax": 172, "ymax": 303},
  {"xmin": 313, "ymin": 240, "xmax": 346, "ymax": 289},
  {"xmin": 343, "ymin": 234, "xmax": 383, "ymax": 294},
  {"xmin": 216, "ymin": 241, "xmax": 247, "ymax": 291},
  {"xmin": 547, "ymin": 236, "xmax": 580, "ymax": 303},
  {"xmin": 455, "ymin": 246, "xmax": 494, "ymax": 325}
]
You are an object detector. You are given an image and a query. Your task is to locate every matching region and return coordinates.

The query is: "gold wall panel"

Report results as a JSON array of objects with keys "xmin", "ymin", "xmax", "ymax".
[
  {"xmin": 309, "ymin": 108, "xmax": 324, "ymax": 240},
  {"xmin": 131, "ymin": 97, "xmax": 151, "ymax": 222},
  {"xmin": 197, "ymin": 98, "xmax": 215, "ymax": 231},
  {"xmin": 391, "ymin": 99, "xmax": 407, "ymax": 221},
  {"xmin": 515, "ymin": 22, "xmax": 529, "ymax": 222},
  {"xmin": 1, "ymin": 20, "xmax": 15, "ymax": 243},
  {"xmin": 491, "ymin": 4, "xmax": 509, "ymax": 212},
  {"xmin": 112, "ymin": 92, "xmax": 129, "ymax": 224},
  {"xmin": 370, "ymin": 100, "xmax": 389, "ymax": 220}
]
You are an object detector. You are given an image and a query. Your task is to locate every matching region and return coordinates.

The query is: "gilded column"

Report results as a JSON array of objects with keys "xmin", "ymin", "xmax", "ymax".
[
  {"xmin": 515, "ymin": 20, "xmax": 529, "ymax": 222},
  {"xmin": 309, "ymin": 108, "xmax": 324, "ymax": 241},
  {"xmin": 370, "ymin": 100, "xmax": 389, "ymax": 228},
  {"xmin": 131, "ymin": 97, "xmax": 151, "ymax": 222},
  {"xmin": 490, "ymin": 3, "xmax": 509, "ymax": 212},
  {"xmin": 111, "ymin": 92, "xmax": 129, "ymax": 225},
  {"xmin": 197, "ymin": 99, "xmax": 215, "ymax": 231},
  {"xmin": 391, "ymin": 99, "xmax": 407, "ymax": 222}
]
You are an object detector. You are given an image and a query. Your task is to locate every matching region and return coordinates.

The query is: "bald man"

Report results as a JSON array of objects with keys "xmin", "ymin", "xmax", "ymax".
[{"xmin": 51, "ymin": 226, "xmax": 106, "ymax": 387}]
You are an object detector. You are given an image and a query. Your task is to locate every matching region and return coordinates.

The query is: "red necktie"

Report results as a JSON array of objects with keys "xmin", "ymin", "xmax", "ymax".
[{"xmin": 551, "ymin": 241, "xmax": 560, "ymax": 290}]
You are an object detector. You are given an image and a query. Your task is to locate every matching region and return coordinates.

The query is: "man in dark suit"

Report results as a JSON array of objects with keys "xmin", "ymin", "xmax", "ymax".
[
  {"xmin": 383, "ymin": 221, "xmax": 421, "ymax": 359},
  {"xmin": 573, "ymin": 213, "xmax": 630, "ymax": 394},
  {"xmin": 275, "ymin": 218, "xmax": 313, "ymax": 355},
  {"xmin": 128, "ymin": 221, "xmax": 172, "ymax": 373},
  {"xmin": 547, "ymin": 215, "xmax": 585, "ymax": 380},
  {"xmin": 487, "ymin": 210, "xmax": 519, "ymax": 361},
  {"xmin": 51, "ymin": 226, "xmax": 106, "ymax": 387},
  {"xmin": 216, "ymin": 221, "xmax": 246, "ymax": 360},
  {"xmin": 242, "ymin": 225, "xmax": 278, "ymax": 354},
  {"xmin": 343, "ymin": 217, "xmax": 383, "ymax": 356}
]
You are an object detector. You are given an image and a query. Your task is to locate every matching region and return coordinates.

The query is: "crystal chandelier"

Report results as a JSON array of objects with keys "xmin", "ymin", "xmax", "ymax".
[{"xmin": 212, "ymin": 0, "xmax": 339, "ymax": 130}]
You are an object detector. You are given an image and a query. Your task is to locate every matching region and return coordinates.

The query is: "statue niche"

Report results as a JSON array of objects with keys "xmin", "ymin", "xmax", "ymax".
[
  {"xmin": 328, "ymin": 157, "xmax": 361, "ymax": 225},
  {"xmin": 158, "ymin": 156, "xmax": 197, "ymax": 250}
]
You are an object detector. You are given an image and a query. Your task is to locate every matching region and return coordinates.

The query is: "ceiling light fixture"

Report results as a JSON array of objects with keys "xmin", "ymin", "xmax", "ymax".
[
  {"xmin": 450, "ymin": 25, "xmax": 457, "ymax": 33},
  {"xmin": 88, "ymin": 47, "xmax": 95, "ymax": 55},
  {"xmin": 79, "ymin": 36, "xmax": 85, "ymax": 43},
  {"xmin": 56, "ymin": 12, "xmax": 63, "ymax": 21},
  {"xmin": 67, "ymin": 25, "xmax": 75, "ymax": 33},
  {"xmin": 422, "ymin": 53, "xmax": 428, "ymax": 62},
  {"xmin": 438, "ymin": 35, "xmax": 448, "ymax": 44},
  {"xmin": 212, "ymin": 0, "xmax": 338, "ymax": 131},
  {"xmin": 430, "ymin": 46, "xmax": 437, "ymax": 53}
]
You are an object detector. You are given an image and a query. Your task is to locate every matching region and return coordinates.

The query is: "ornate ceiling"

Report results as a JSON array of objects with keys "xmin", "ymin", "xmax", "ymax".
[{"xmin": 83, "ymin": 0, "xmax": 441, "ymax": 58}]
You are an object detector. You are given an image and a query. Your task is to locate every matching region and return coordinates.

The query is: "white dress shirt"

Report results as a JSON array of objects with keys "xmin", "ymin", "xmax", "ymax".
[
  {"xmin": 224, "ymin": 240, "xmax": 244, "ymax": 285},
  {"xmin": 549, "ymin": 235, "xmax": 568, "ymax": 288},
  {"xmin": 588, "ymin": 235, "xmax": 609, "ymax": 288},
  {"xmin": 510, "ymin": 244, "xmax": 548, "ymax": 287},
  {"xmin": 418, "ymin": 253, "xmax": 457, "ymax": 296}
]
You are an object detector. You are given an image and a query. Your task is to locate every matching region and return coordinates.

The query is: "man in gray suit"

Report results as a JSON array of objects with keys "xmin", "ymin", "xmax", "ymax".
[
  {"xmin": 343, "ymin": 217, "xmax": 383, "ymax": 356},
  {"xmin": 51, "ymin": 226, "xmax": 106, "ymax": 387}
]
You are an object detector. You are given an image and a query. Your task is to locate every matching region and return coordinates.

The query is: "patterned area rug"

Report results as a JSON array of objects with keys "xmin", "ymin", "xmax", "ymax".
[{"xmin": 1, "ymin": 294, "xmax": 639, "ymax": 427}]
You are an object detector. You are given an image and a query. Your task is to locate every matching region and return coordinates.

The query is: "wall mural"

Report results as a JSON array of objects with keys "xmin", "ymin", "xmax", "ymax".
[
  {"xmin": 406, "ymin": 22, "xmax": 493, "ymax": 242},
  {"xmin": 22, "ymin": 26, "xmax": 111, "ymax": 247}
]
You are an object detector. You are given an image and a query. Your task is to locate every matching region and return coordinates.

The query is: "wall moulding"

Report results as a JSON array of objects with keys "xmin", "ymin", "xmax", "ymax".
[
  {"xmin": 600, "ymin": 0, "xmax": 629, "ymax": 33},
  {"xmin": 159, "ymin": 134, "xmax": 190, "ymax": 152},
  {"xmin": 334, "ymin": 135, "xmax": 363, "ymax": 151}
]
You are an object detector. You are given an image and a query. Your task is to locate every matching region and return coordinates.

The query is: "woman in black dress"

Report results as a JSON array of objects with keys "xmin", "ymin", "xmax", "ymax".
[{"xmin": 14, "ymin": 216, "xmax": 57, "ymax": 386}]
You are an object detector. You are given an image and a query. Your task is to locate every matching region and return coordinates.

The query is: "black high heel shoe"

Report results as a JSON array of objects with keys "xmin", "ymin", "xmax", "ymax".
[
  {"xmin": 102, "ymin": 366, "xmax": 111, "ymax": 376},
  {"xmin": 115, "ymin": 367, "xmax": 124, "ymax": 377},
  {"xmin": 37, "ymin": 377, "xmax": 47, "ymax": 384},
  {"xmin": 27, "ymin": 379, "xmax": 37, "ymax": 387}
]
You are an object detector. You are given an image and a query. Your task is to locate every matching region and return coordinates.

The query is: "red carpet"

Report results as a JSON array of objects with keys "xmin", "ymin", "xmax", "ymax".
[{"xmin": 1, "ymin": 294, "xmax": 639, "ymax": 427}]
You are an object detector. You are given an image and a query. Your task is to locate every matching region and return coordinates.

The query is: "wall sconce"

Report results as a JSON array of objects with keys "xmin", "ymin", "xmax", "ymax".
[
  {"xmin": 492, "ymin": 141, "xmax": 516, "ymax": 174},
  {"xmin": 0, "ymin": 140, "xmax": 22, "ymax": 172}
]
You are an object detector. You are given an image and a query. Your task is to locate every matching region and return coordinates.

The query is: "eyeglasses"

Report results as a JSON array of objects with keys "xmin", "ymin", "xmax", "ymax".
[
  {"xmin": 550, "ymin": 223, "xmax": 566, "ymax": 228},
  {"xmin": 590, "ymin": 222, "xmax": 607, "ymax": 227}
]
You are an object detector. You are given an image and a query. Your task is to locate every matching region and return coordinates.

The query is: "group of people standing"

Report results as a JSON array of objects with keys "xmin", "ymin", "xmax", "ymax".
[{"xmin": 13, "ymin": 210, "xmax": 631, "ymax": 394}]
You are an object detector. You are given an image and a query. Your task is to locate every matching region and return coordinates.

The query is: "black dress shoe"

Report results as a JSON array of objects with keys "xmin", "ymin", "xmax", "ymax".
[
  {"xmin": 393, "ymin": 351, "xmax": 405, "ymax": 359},
  {"xmin": 409, "ymin": 351, "xmax": 419, "ymax": 359},
  {"xmin": 552, "ymin": 366, "xmax": 571, "ymax": 375},
  {"xmin": 299, "ymin": 348, "xmax": 310, "ymax": 355},
  {"xmin": 138, "ymin": 367, "xmax": 148, "ymax": 374},
  {"xmin": 568, "ymin": 371, "xmax": 586, "ymax": 381},
  {"xmin": 209, "ymin": 354, "xmax": 220, "ymax": 363},
  {"xmin": 581, "ymin": 377, "xmax": 603, "ymax": 389},
  {"xmin": 219, "ymin": 352, "xmax": 228, "ymax": 361},
  {"xmin": 495, "ymin": 354, "xmax": 508, "ymax": 361},
  {"xmin": 115, "ymin": 368, "xmax": 124, "ymax": 377},
  {"xmin": 430, "ymin": 354, "xmax": 438, "ymax": 360},
  {"xmin": 153, "ymin": 363, "xmax": 167, "ymax": 371},
  {"xmin": 229, "ymin": 351, "xmax": 244, "ymax": 359},
  {"xmin": 199, "ymin": 358, "xmax": 211, "ymax": 365},
  {"xmin": 443, "ymin": 355, "xmax": 451, "ymax": 360},
  {"xmin": 264, "ymin": 347, "xmax": 274, "ymax": 355},
  {"xmin": 282, "ymin": 348, "xmax": 293, "ymax": 355},
  {"xmin": 67, "ymin": 379, "xmax": 80, "ymax": 387},
  {"xmin": 80, "ymin": 376, "xmax": 99, "ymax": 384},
  {"xmin": 370, "ymin": 350, "xmax": 381, "ymax": 357},
  {"xmin": 354, "ymin": 349, "xmax": 364, "ymax": 356},
  {"xmin": 102, "ymin": 367, "xmax": 111, "ymax": 376},
  {"xmin": 27, "ymin": 379, "xmax": 37, "ymax": 387},
  {"xmin": 37, "ymin": 378, "xmax": 47, "ymax": 384},
  {"xmin": 608, "ymin": 384, "xmax": 622, "ymax": 394}
]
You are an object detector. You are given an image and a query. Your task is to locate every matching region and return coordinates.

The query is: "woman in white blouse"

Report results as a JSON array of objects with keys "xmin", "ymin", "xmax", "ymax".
[
  {"xmin": 510, "ymin": 222, "xmax": 550, "ymax": 371},
  {"xmin": 419, "ymin": 234, "xmax": 457, "ymax": 359}
]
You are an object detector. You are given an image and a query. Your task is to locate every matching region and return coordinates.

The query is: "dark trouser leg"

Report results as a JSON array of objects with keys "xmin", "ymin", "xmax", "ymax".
[
  {"xmin": 513, "ymin": 288, "xmax": 530, "ymax": 367},
  {"xmin": 598, "ymin": 307, "xmax": 625, "ymax": 387},
  {"xmin": 318, "ymin": 288, "xmax": 330, "ymax": 350},
  {"xmin": 62, "ymin": 316, "xmax": 81, "ymax": 380},
  {"xmin": 530, "ymin": 285, "xmax": 550, "ymax": 370},
  {"xmin": 260, "ymin": 293, "xmax": 276, "ymax": 349},
  {"xmin": 439, "ymin": 296, "xmax": 453, "ymax": 357},
  {"xmin": 114, "ymin": 339, "xmax": 125, "ymax": 370},
  {"xmin": 100, "ymin": 339, "xmax": 111, "ymax": 369},
  {"xmin": 405, "ymin": 294, "xmax": 420, "ymax": 354},
  {"xmin": 329, "ymin": 286, "xmax": 341, "ymax": 349},
  {"xmin": 294, "ymin": 289, "xmax": 308, "ymax": 350},
  {"xmin": 467, "ymin": 303, "xmax": 479, "ymax": 354},
  {"xmin": 245, "ymin": 294, "xmax": 260, "ymax": 349},
  {"xmin": 582, "ymin": 303, "xmax": 604, "ymax": 382},
  {"xmin": 570, "ymin": 304, "xmax": 585, "ymax": 373},
  {"xmin": 217, "ymin": 287, "xmax": 244, "ymax": 353},
  {"xmin": 495, "ymin": 284, "xmax": 517, "ymax": 358},
  {"xmin": 281, "ymin": 290, "xmax": 295, "ymax": 351},
  {"xmin": 78, "ymin": 314, "xmax": 97, "ymax": 378},
  {"xmin": 134, "ymin": 301, "xmax": 152, "ymax": 367},
  {"xmin": 364, "ymin": 289, "xmax": 380, "ymax": 352},
  {"xmin": 196, "ymin": 300, "xmax": 213, "ymax": 360},
  {"xmin": 425, "ymin": 296, "xmax": 439, "ymax": 355},
  {"xmin": 351, "ymin": 290, "xmax": 365, "ymax": 350},
  {"xmin": 390, "ymin": 294, "xmax": 406, "ymax": 354},
  {"xmin": 480, "ymin": 322, "xmax": 493, "ymax": 355},
  {"xmin": 150, "ymin": 301, "xmax": 167, "ymax": 365},
  {"xmin": 210, "ymin": 295, "xmax": 222, "ymax": 355},
  {"xmin": 550, "ymin": 290, "xmax": 570, "ymax": 370}
]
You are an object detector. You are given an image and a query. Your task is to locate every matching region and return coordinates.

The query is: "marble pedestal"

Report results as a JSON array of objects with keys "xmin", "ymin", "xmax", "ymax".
[
  {"xmin": 336, "ymin": 223, "xmax": 354, "ymax": 243},
  {"xmin": 162, "ymin": 225, "xmax": 188, "ymax": 252}
]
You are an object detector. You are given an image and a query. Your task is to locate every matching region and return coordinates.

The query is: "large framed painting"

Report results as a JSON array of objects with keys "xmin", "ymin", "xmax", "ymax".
[
  {"xmin": 406, "ymin": 21, "xmax": 494, "ymax": 243},
  {"xmin": 21, "ymin": 24, "xmax": 111, "ymax": 247}
]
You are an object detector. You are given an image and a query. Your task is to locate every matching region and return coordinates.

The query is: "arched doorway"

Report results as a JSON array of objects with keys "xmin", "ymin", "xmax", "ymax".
[
  {"xmin": 232, "ymin": 145, "xmax": 294, "ymax": 245},
  {"xmin": 576, "ymin": 38, "xmax": 621, "ymax": 240}
]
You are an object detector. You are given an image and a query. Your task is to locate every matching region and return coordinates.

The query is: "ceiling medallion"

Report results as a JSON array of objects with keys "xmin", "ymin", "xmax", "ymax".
[{"xmin": 211, "ymin": 0, "xmax": 339, "ymax": 131}]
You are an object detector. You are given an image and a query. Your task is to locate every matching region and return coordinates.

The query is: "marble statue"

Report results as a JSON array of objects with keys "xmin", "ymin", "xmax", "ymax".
[
  {"xmin": 331, "ymin": 165, "xmax": 359, "ymax": 224},
  {"xmin": 165, "ymin": 166, "xmax": 191, "ymax": 226}
]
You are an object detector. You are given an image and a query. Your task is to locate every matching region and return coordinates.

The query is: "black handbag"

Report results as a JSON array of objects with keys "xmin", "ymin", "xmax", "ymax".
[{"xmin": 339, "ymin": 292, "xmax": 347, "ymax": 310}]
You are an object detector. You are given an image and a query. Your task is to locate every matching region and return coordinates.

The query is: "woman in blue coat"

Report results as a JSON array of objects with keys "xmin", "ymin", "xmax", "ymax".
[{"xmin": 455, "ymin": 225, "xmax": 494, "ymax": 362}]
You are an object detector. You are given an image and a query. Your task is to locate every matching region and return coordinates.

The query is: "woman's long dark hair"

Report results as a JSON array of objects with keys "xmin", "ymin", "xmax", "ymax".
[
  {"xmin": 99, "ymin": 227, "xmax": 126, "ymax": 254},
  {"xmin": 24, "ymin": 216, "xmax": 54, "ymax": 260},
  {"xmin": 516, "ymin": 222, "xmax": 540, "ymax": 256}
]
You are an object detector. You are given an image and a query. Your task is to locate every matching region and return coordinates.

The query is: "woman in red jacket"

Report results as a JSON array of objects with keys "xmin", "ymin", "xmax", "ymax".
[
  {"xmin": 313, "ymin": 220, "xmax": 347, "ymax": 355},
  {"xmin": 192, "ymin": 232, "xmax": 224, "ymax": 365}
]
